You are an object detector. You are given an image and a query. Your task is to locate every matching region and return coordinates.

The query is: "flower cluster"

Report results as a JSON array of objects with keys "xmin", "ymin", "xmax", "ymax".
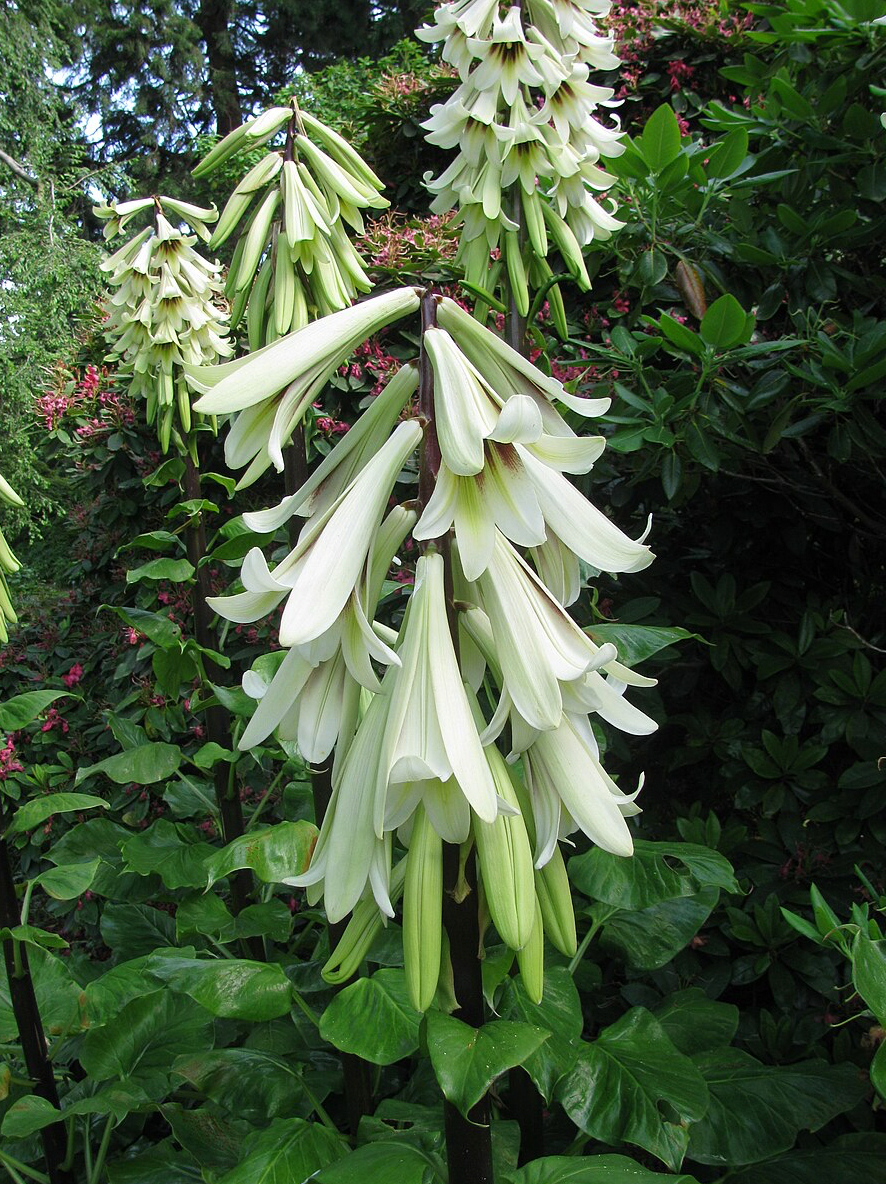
[
  {"xmin": 205, "ymin": 291, "xmax": 656, "ymax": 1008},
  {"xmin": 195, "ymin": 103, "xmax": 388, "ymax": 348},
  {"xmin": 94, "ymin": 196, "xmax": 232, "ymax": 453},
  {"xmin": 0, "ymin": 735, "xmax": 23, "ymax": 781},
  {"xmin": 417, "ymin": 0, "xmax": 626, "ymax": 311},
  {"xmin": 0, "ymin": 471, "xmax": 23, "ymax": 644}
]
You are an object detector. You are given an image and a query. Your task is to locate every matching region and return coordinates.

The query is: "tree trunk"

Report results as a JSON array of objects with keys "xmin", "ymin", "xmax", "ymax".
[{"xmin": 197, "ymin": 0, "xmax": 242, "ymax": 135}]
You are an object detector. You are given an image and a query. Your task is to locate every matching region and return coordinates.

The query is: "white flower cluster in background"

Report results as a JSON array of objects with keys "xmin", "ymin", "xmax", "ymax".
[
  {"xmin": 95, "ymin": 197, "xmax": 231, "ymax": 453},
  {"xmin": 418, "ymin": 0, "xmax": 626, "ymax": 313}
]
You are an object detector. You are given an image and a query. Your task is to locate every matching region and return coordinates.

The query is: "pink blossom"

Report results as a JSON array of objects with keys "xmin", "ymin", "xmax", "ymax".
[{"xmin": 62, "ymin": 663, "xmax": 83, "ymax": 688}]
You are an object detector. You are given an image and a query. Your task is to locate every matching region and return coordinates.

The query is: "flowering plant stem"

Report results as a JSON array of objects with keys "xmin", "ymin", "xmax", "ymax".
[
  {"xmin": 182, "ymin": 456, "xmax": 261, "ymax": 957},
  {"xmin": 0, "ymin": 840, "xmax": 71, "ymax": 1183},
  {"xmin": 419, "ymin": 290, "xmax": 494, "ymax": 1183}
]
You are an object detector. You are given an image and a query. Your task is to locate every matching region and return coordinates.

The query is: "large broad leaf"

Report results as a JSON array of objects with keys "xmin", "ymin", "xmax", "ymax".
[
  {"xmin": 0, "ymin": 946, "xmax": 83, "ymax": 1042},
  {"xmin": 6, "ymin": 792, "xmax": 108, "ymax": 835},
  {"xmin": 80, "ymin": 990, "xmax": 214, "ymax": 1097},
  {"xmin": 160, "ymin": 1103, "xmax": 247, "ymax": 1172},
  {"xmin": 121, "ymin": 819, "xmax": 215, "ymax": 889},
  {"xmin": 852, "ymin": 932, "xmax": 886, "ymax": 1021},
  {"xmin": 0, "ymin": 690, "xmax": 69, "ymax": 731},
  {"xmin": 205, "ymin": 822, "xmax": 317, "ymax": 887},
  {"xmin": 687, "ymin": 1049, "xmax": 867, "ymax": 1166},
  {"xmin": 84, "ymin": 948, "xmax": 196, "ymax": 1026},
  {"xmin": 584, "ymin": 625, "xmax": 699, "ymax": 668},
  {"xmin": 103, "ymin": 605, "xmax": 183, "ymax": 649},
  {"xmin": 2, "ymin": 1082, "xmax": 151, "ymax": 1136},
  {"xmin": 557, "ymin": 1008, "xmax": 709, "ymax": 1172},
  {"xmin": 652, "ymin": 989, "xmax": 739, "ymax": 1055},
  {"xmin": 107, "ymin": 1140, "xmax": 203, "ymax": 1184},
  {"xmin": 597, "ymin": 887, "xmax": 719, "ymax": 971},
  {"xmin": 425, "ymin": 1013, "xmax": 549, "ymax": 1117},
  {"xmin": 319, "ymin": 969, "xmax": 421, "ymax": 1065},
  {"xmin": 317, "ymin": 1141, "xmax": 442, "ymax": 1183},
  {"xmin": 725, "ymin": 1133, "xmax": 886, "ymax": 1184},
  {"xmin": 215, "ymin": 1117, "xmax": 346, "ymax": 1184},
  {"xmin": 509, "ymin": 1154, "xmax": 702, "ymax": 1183},
  {"xmin": 126, "ymin": 557, "xmax": 194, "ymax": 584},
  {"xmin": 173, "ymin": 1048, "xmax": 306, "ymax": 1124},
  {"xmin": 639, "ymin": 105, "xmax": 682, "ymax": 172},
  {"xmin": 498, "ymin": 966, "xmax": 583, "ymax": 1101},
  {"xmin": 32, "ymin": 858, "xmax": 101, "ymax": 901},
  {"xmin": 76, "ymin": 742, "xmax": 182, "ymax": 786},
  {"xmin": 153, "ymin": 958, "xmax": 293, "ymax": 1021},
  {"xmin": 570, "ymin": 841, "xmax": 738, "ymax": 910},
  {"xmin": 700, "ymin": 294, "xmax": 749, "ymax": 350},
  {"xmin": 100, "ymin": 903, "xmax": 177, "ymax": 959}
]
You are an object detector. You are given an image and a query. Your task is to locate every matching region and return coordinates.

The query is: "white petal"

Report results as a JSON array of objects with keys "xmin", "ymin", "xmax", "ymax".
[
  {"xmin": 489, "ymin": 395, "xmax": 543, "ymax": 443},
  {"xmin": 239, "ymin": 647, "xmax": 314, "ymax": 750}
]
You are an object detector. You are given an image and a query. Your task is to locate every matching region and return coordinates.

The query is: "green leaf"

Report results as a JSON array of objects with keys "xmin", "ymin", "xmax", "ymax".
[
  {"xmin": 557, "ymin": 1008, "xmax": 709, "ymax": 1172},
  {"xmin": 0, "ymin": 924, "xmax": 68, "ymax": 950},
  {"xmin": 725, "ymin": 1134, "xmax": 886, "ymax": 1184},
  {"xmin": 7, "ymin": 792, "xmax": 108, "ymax": 835},
  {"xmin": 2, "ymin": 1083, "xmax": 151, "ymax": 1137},
  {"xmin": 103, "ymin": 606, "xmax": 182, "ymax": 648},
  {"xmin": 425, "ymin": 1012, "xmax": 549, "ymax": 1117},
  {"xmin": 585, "ymin": 624, "xmax": 700, "ymax": 667},
  {"xmin": 159, "ymin": 1103, "xmax": 245, "ymax": 1172},
  {"xmin": 172, "ymin": 1049, "xmax": 306, "ymax": 1124},
  {"xmin": 80, "ymin": 990, "xmax": 213, "ymax": 1094},
  {"xmin": 317, "ymin": 1141, "xmax": 439, "ymax": 1184},
  {"xmin": 652, "ymin": 989, "xmax": 739, "ymax": 1055},
  {"xmin": 84, "ymin": 949, "xmax": 194, "ymax": 1025},
  {"xmin": 108, "ymin": 1142, "xmax": 203, "ymax": 1184},
  {"xmin": 217, "ymin": 1117, "xmax": 346, "ymax": 1184},
  {"xmin": 687, "ymin": 1050, "xmax": 868, "ymax": 1165},
  {"xmin": 0, "ymin": 947, "xmax": 83, "ymax": 1043},
  {"xmin": 852, "ymin": 932, "xmax": 886, "ymax": 1021},
  {"xmin": 76, "ymin": 742, "xmax": 182, "ymax": 786},
  {"xmin": 639, "ymin": 105, "xmax": 682, "ymax": 172},
  {"xmin": 705, "ymin": 129, "xmax": 748, "ymax": 179},
  {"xmin": 700, "ymin": 294, "xmax": 748, "ymax": 350},
  {"xmin": 658, "ymin": 313, "xmax": 705, "ymax": 356},
  {"xmin": 121, "ymin": 820, "xmax": 214, "ymax": 889},
  {"xmin": 0, "ymin": 690, "xmax": 69, "ymax": 731},
  {"xmin": 509, "ymin": 1154, "xmax": 702, "ymax": 1183},
  {"xmin": 100, "ymin": 903, "xmax": 177, "ymax": 959},
  {"xmin": 570, "ymin": 840, "xmax": 738, "ymax": 910},
  {"xmin": 153, "ymin": 648, "xmax": 198, "ymax": 696},
  {"xmin": 498, "ymin": 966, "xmax": 583, "ymax": 1101},
  {"xmin": 120, "ymin": 530, "xmax": 181, "ymax": 552},
  {"xmin": 154, "ymin": 958, "xmax": 293, "ymax": 1021},
  {"xmin": 176, "ymin": 894, "xmax": 236, "ymax": 943},
  {"xmin": 1, "ymin": 1095, "xmax": 60, "ymax": 1137},
  {"xmin": 320, "ymin": 969, "xmax": 422, "ymax": 1065},
  {"xmin": 126, "ymin": 557, "xmax": 195, "ymax": 584},
  {"xmin": 193, "ymin": 741, "xmax": 234, "ymax": 769},
  {"xmin": 205, "ymin": 822, "xmax": 318, "ymax": 887},
  {"xmin": 661, "ymin": 452, "xmax": 681, "ymax": 500},
  {"xmin": 598, "ymin": 888, "xmax": 719, "ymax": 971},
  {"xmin": 32, "ymin": 858, "xmax": 101, "ymax": 900}
]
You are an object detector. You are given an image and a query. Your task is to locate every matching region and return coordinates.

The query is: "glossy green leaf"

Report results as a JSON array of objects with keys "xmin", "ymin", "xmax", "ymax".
[
  {"xmin": 0, "ymin": 947, "xmax": 83, "ymax": 1043},
  {"xmin": 652, "ymin": 989, "xmax": 739, "ymax": 1055},
  {"xmin": 700, "ymin": 294, "xmax": 748, "ymax": 350},
  {"xmin": 32, "ymin": 858, "xmax": 101, "ymax": 900},
  {"xmin": 217, "ymin": 1117, "xmax": 346, "ymax": 1184},
  {"xmin": 126, "ymin": 557, "xmax": 195, "ymax": 584},
  {"xmin": 723, "ymin": 1133, "xmax": 886, "ymax": 1183},
  {"xmin": 639, "ymin": 105, "xmax": 682, "ymax": 171},
  {"xmin": 205, "ymin": 821, "xmax": 318, "ymax": 887},
  {"xmin": 584, "ymin": 624, "xmax": 700, "ymax": 667},
  {"xmin": 509, "ymin": 1154, "xmax": 702, "ymax": 1183},
  {"xmin": 80, "ymin": 990, "xmax": 213, "ymax": 1094},
  {"xmin": 317, "ymin": 1141, "xmax": 439, "ymax": 1184},
  {"xmin": 705, "ymin": 129, "xmax": 749, "ymax": 179},
  {"xmin": 175, "ymin": 894, "xmax": 236, "ymax": 943},
  {"xmin": 160, "ymin": 1103, "xmax": 246, "ymax": 1172},
  {"xmin": 687, "ymin": 1049, "xmax": 866, "ymax": 1165},
  {"xmin": 498, "ymin": 966, "xmax": 583, "ymax": 1101},
  {"xmin": 103, "ymin": 605, "xmax": 182, "ymax": 648},
  {"xmin": 319, "ymin": 969, "xmax": 421, "ymax": 1065},
  {"xmin": 852, "ymin": 932, "xmax": 886, "ymax": 1021},
  {"xmin": 75, "ymin": 742, "xmax": 182, "ymax": 786},
  {"xmin": 570, "ymin": 840, "xmax": 738, "ymax": 910},
  {"xmin": 172, "ymin": 1049, "xmax": 306, "ymax": 1124},
  {"xmin": 0, "ymin": 924, "xmax": 67, "ymax": 949},
  {"xmin": 598, "ymin": 887, "xmax": 719, "ymax": 971},
  {"xmin": 100, "ymin": 903, "xmax": 177, "ymax": 959},
  {"xmin": 121, "ymin": 819, "xmax": 214, "ymax": 889},
  {"xmin": 658, "ymin": 313, "xmax": 705, "ymax": 356},
  {"xmin": 154, "ymin": 958, "xmax": 293, "ymax": 1020},
  {"xmin": 557, "ymin": 1008, "xmax": 709, "ymax": 1171},
  {"xmin": 107, "ymin": 1141, "xmax": 202, "ymax": 1184},
  {"xmin": 0, "ymin": 690, "xmax": 69, "ymax": 731},
  {"xmin": 425, "ymin": 1012, "xmax": 549, "ymax": 1117},
  {"xmin": 7, "ymin": 792, "xmax": 108, "ymax": 834}
]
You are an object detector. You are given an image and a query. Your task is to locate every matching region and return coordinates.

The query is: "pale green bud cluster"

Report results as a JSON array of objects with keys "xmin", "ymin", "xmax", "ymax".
[
  {"xmin": 0, "ymin": 472, "xmax": 24, "ymax": 643},
  {"xmin": 202, "ymin": 289, "xmax": 657, "ymax": 1009},
  {"xmin": 418, "ymin": 0, "xmax": 625, "ymax": 318},
  {"xmin": 193, "ymin": 103, "xmax": 388, "ymax": 350},
  {"xmin": 95, "ymin": 197, "xmax": 232, "ymax": 453}
]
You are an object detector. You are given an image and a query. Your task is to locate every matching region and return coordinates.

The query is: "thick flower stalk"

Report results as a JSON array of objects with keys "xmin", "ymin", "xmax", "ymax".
[
  {"xmin": 418, "ymin": 0, "xmax": 625, "ymax": 319},
  {"xmin": 203, "ymin": 288, "xmax": 658, "ymax": 1013},
  {"xmin": 0, "ymin": 472, "xmax": 24, "ymax": 644},
  {"xmin": 193, "ymin": 102, "xmax": 388, "ymax": 345},
  {"xmin": 94, "ymin": 196, "xmax": 231, "ymax": 454}
]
